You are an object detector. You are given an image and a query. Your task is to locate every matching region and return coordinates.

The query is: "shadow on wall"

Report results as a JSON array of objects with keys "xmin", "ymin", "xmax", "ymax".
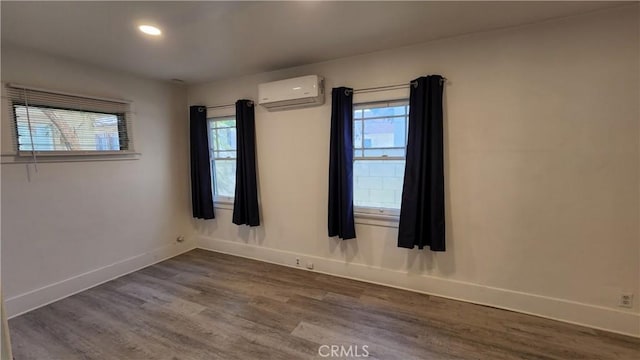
[
  {"xmin": 406, "ymin": 248, "xmax": 456, "ymax": 276},
  {"xmin": 194, "ymin": 218, "xmax": 218, "ymax": 237},
  {"xmin": 237, "ymin": 224, "xmax": 266, "ymax": 245},
  {"xmin": 329, "ymin": 236, "xmax": 361, "ymax": 263},
  {"xmin": 193, "ymin": 215, "xmax": 267, "ymax": 245},
  {"xmin": 436, "ymin": 89, "xmax": 456, "ymax": 277}
]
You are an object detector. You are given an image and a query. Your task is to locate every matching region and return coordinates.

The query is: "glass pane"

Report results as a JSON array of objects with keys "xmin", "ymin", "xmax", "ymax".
[
  {"xmin": 18, "ymin": 123, "xmax": 55, "ymax": 150},
  {"xmin": 210, "ymin": 159, "xmax": 216, "ymax": 191},
  {"xmin": 354, "ymin": 109, "xmax": 363, "ymax": 119},
  {"xmin": 353, "ymin": 159, "xmax": 405, "ymax": 209},
  {"xmin": 14, "ymin": 105, "xmax": 122, "ymax": 152},
  {"xmin": 214, "ymin": 159, "xmax": 236, "ymax": 198},
  {"xmin": 354, "ymin": 120, "xmax": 363, "ymax": 149},
  {"xmin": 211, "ymin": 119, "xmax": 236, "ymax": 129},
  {"xmin": 215, "ymin": 127, "xmax": 237, "ymax": 151},
  {"xmin": 214, "ymin": 150, "xmax": 236, "ymax": 159},
  {"xmin": 207, "ymin": 125, "xmax": 215, "ymax": 151},
  {"xmin": 362, "ymin": 105, "xmax": 407, "ymax": 118},
  {"xmin": 363, "ymin": 148, "xmax": 405, "ymax": 157},
  {"xmin": 363, "ymin": 117, "xmax": 406, "ymax": 148}
]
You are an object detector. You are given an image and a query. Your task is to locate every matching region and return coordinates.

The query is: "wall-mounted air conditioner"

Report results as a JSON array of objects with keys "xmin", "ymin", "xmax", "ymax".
[{"xmin": 258, "ymin": 75, "xmax": 324, "ymax": 111}]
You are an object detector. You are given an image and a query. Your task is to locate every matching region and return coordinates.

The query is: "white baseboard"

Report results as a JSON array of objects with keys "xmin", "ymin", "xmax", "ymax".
[
  {"xmin": 198, "ymin": 236, "xmax": 640, "ymax": 338},
  {"xmin": 6, "ymin": 242, "xmax": 196, "ymax": 319}
]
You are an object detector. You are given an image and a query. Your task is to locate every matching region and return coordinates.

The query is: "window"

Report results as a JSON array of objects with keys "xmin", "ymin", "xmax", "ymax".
[
  {"xmin": 13, "ymin": 105, "xmax": 126, "ymax": 152},
  {"xmin": 353, "ymin": 100, "xmax": 409, "ymax": 216},
  {"xmin": 207, "ymin": 116, "xmax": 237, "ymax": 202},
  {"xmin": 7, "ymin": 85, "xmax": 132, "ymax": 155}
]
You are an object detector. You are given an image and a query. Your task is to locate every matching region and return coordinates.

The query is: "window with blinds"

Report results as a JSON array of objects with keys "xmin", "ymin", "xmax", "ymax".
[{"xmin": 5, "ymin": 84, "xmax": 133, "ymax": 155}]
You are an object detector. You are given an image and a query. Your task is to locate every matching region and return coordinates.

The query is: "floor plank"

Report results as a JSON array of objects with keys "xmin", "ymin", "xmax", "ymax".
[{"xmin": 9, "ymin": 249, "xmax": 640, "ymax": 359}]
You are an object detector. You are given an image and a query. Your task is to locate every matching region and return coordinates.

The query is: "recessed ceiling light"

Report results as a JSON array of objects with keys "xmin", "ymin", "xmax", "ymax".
[{"xmin": 139, "ymin": 25, "xmax": 162, "ymax": 36}]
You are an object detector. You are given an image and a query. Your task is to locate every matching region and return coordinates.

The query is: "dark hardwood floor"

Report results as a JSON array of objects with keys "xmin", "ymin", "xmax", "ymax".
[{"xmin": 9, "ymin": 249, "xmax": 640, "ymax": 359}]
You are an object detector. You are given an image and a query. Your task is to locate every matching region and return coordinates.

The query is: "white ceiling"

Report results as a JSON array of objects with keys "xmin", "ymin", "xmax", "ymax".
[{"xmin": 1, "ymin": 1, "xmax": 624, "ymax": 84}]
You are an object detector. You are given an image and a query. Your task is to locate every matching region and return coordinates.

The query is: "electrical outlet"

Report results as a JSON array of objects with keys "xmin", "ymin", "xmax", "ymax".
[
  {"xmin": 619, "ymin": 293, "xmax": 634, "ymax": 308},
  {"xmin": 296, "ymin": 258, "xmax": 301, "ymax": 266}
]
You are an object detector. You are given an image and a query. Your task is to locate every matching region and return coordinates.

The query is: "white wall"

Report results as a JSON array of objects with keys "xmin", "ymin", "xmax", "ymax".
[
  {"xmin": 1, "ymin": 45, "xmax": 195, "ymax": 316},
  {"xmin": 189, "ymin": 6, "xmax": 640, "ymax": 336}
]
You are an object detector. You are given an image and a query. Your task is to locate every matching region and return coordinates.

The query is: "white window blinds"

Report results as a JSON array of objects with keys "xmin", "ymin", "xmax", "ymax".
[{"xmin": 5, "ymin": 84, "xmax": 133, "ymax": 155}]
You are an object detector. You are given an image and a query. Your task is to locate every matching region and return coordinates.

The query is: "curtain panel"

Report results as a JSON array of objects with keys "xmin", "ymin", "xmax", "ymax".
[
  {"xmin": 232, "ymin": 99, "xmax": 260, "ymax": 226},
  {"xmin": 190, "ymin": 105, "xmax": 215, "ymax": 220},
  {"xmin": 398, "ymin": 76, "xmax": 446, "ymax": 251},
  {"xmin": 328, "ymin": 87, "xmax": 356, "ymax": 240}
]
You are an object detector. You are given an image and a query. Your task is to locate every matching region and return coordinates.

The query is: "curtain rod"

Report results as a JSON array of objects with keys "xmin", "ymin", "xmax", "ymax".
[
  {"xmin": 206, "ymin": 100, "xmax": 254, "ymax": 110},
  {"xmin": 206, "ymin": 103, "xmax": 234, "ymax": 109},
  {"xmin": 349, "ymin": 77, "xmax": 447, "ymax": 95},
  {"xmin": 5, "ymin": 83, "xmax": 131, "ymax": 104}
]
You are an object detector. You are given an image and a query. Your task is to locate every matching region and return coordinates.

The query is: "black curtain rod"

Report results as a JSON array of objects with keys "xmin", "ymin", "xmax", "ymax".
[
  {"xmin": 206, "ymin": 103, "xmax": 234, "ymax": 109},
  {"xmin": 348, "ymin": 77, "xmax": 447, "ymax": 95},
  {"xmin": 207, "ymin": 101, "xmax": 254, "ymax": 110}
]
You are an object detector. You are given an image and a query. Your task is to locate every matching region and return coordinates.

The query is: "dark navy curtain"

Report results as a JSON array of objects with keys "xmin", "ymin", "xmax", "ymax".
[
  {"xmin": 328, "ymin": 87, "xmax": 356, "ymax": 240},
  {"xmin": 233, "ymin": 100, "xmax": 260, "ymax": 226},
  {"xmin": 398, "ymin": 76, "xmax": 445, "ymax": 251},
  {"xmin": 190, "ymin": 105, "xmax": 215, "ymax": 219}
]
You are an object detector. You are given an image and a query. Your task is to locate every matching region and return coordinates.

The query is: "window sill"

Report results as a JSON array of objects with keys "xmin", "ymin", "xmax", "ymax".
[
  {"xmin": 1, "ymin": 152, "xmax": 141, "ymax": 164},
  {"xmin": 354, "ymin": 212, "xmax": 399, "ymax": 228},
  {"xmin": 214, "ymin": 198, "xmax": 234, "ymax": 210}
]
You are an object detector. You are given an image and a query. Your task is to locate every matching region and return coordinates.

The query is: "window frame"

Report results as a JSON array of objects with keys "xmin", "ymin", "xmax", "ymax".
[
  {"xmin": 353, "ymin": 99, "xmax": 409, "ymax": 221},
  {"xmin": 207, "ymin": 115, "xmax": 237, "ymax": 205}
]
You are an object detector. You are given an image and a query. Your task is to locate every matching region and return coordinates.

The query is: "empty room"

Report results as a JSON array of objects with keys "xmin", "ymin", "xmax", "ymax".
[{"xmin": 1, "ymin": 1, "xmax": 639, "ymax": 359}]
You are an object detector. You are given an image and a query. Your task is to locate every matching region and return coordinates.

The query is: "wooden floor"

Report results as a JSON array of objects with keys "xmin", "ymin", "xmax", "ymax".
[{"xmin": 9, "ymin": 249, "xmax": 640, "ymax": 360}]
